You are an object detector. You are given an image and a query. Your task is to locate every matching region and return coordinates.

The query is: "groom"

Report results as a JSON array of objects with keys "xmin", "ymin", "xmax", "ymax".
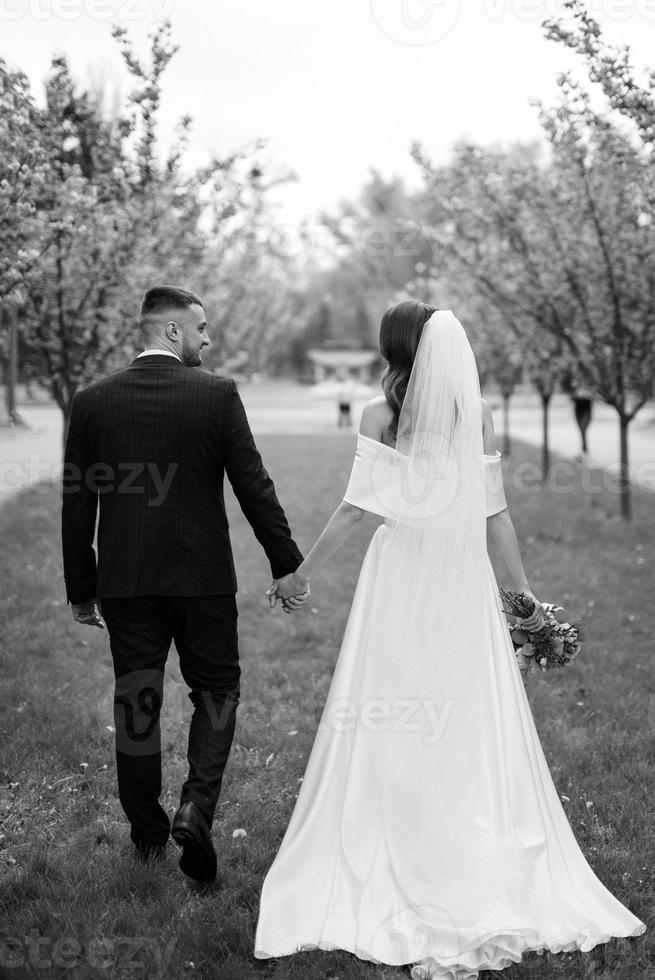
[{"xmin": 61, "ymin": 285, "xmax": 309, "ymax": 882}]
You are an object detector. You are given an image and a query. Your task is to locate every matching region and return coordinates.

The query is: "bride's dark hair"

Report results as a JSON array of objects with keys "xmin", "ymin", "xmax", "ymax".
[{"xmin": 380, "ymin": 300, "xmax": 438, "ymax": 442}]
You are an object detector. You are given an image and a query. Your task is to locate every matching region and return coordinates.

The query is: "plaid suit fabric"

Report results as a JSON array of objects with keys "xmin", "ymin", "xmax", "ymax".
[{"xmin": 61, "ymin": 355, "xmax": 304, "ymax": 604}]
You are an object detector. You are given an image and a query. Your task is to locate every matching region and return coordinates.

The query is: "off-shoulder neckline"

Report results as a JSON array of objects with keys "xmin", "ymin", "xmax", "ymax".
[{"xmin": 357, "ymin": 432, "xmax": 501, "ymax": 458}]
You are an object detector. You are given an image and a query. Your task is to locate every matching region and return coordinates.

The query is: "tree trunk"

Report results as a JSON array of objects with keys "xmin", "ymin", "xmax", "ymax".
[
  {"xmin": 618, "ymin": 413, "xmax": 631, "ymax": 522},
  {"xmin": 502, "ymin": 392, "xmax": 511, "ymax": 456},
  {"xmin": 62, "ymin": 402, "xmax": 72, "ymax": 455},
  {"xmin": 1, "ymin": 305, "xmax": 21, "ymax": 425},
  {"xmin": 7, "ymin": 306, "xmax": 18, "ymax": 424},
  {"xmin": 541, "ymin": 392, "xmax": 551, "ymax": 479}
]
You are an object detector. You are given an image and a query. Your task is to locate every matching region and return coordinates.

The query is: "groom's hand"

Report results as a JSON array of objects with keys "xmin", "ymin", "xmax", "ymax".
[
  {"xmin": 71, "ymin": 600, "xmax": 105, "ymax": 629},
  {"xmin": 269, "ymin": 570, "xmax": 308, "ymax": 601}
]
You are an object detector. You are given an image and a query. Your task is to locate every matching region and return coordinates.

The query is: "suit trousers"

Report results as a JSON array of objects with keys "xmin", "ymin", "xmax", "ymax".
[{"xmin": 99, "ymin": 594, "xmax": 240, "ymax": 846}]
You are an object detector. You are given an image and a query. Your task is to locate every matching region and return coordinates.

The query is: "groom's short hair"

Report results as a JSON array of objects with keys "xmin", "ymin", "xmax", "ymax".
[{"xmin": 139, "ymin": 285, "xmax": 203, "ymax": 328}]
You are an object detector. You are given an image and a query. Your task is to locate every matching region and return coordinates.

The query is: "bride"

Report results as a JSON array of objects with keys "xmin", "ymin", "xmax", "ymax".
[{"xmin": 255, "ymin": 302, "xmax": 645, "ymax": 979}]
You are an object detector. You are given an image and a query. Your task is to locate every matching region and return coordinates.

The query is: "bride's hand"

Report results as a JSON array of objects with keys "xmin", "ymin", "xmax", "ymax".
[{"xmin": 518, "ymin": 590, "xmax": 546, "ymax": 632}]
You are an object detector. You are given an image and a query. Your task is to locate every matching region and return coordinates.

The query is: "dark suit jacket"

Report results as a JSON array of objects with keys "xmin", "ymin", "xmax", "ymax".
[{"xmin": 61, "ymin": 354, "xmax": 303, "ymax": 604}]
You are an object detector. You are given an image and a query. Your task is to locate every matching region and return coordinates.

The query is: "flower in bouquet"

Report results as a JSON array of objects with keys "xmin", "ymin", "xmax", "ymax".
[{"xmin": 499, "ymin": 588, "xmax": 585, "ymax": 675}]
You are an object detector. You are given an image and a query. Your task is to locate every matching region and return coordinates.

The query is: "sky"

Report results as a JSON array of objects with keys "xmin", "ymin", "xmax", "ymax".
[{"xmin": 2, "ymin": 0, "xmax": 655, "ymax": 223}]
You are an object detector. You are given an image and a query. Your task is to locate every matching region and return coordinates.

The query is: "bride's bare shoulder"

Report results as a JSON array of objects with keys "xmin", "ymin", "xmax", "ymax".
[{"xmin": 360, "ymin": 396, "xmax": 393, "ymax": 440}]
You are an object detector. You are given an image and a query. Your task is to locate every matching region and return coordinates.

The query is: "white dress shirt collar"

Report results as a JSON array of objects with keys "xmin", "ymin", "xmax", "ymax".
[{"xmin": 136, "ymin": 348, "xmax": 182, "ymax": 362}]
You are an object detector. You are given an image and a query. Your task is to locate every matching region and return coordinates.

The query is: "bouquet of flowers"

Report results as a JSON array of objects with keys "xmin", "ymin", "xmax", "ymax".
[{"xmin": 499, "ymin": 588, "xmax": 585, "ymax": 675}]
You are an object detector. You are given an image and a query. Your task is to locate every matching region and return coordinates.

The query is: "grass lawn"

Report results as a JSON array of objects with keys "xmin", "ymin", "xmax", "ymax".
[{"xmin": 0, "ymin": 434, "xmax": 652, "ymax": 979}]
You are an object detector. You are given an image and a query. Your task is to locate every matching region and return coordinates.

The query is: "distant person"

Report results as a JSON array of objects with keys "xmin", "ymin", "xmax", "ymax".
[
  {"xmin": 562, "ymin": 370, "xmax": 594, "ymax": 459},
  {"xmin": 572, "ymin": 384, "xmax": 593, "ymax": 458},
  {"xmin": 334, "ymin": 367, "xmax": 354, "ymax": 427}
]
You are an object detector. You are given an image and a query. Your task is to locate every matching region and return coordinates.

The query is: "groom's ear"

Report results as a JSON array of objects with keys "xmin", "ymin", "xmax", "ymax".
[{"xmin": 165, "ymin": 320, "xmax": 179, "ymax": 340}]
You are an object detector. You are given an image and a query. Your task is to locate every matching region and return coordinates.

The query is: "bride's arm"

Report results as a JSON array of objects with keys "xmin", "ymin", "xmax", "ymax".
[
  {"xmin": 487, "ymin": 512, "xmax": 532, "ymax": 593},
  {"xmin": 273, "ymin": 406, "xmax": 388, "ymax": 600},
  {"xmin": 482, "ymin": 400, "xmax": 544, "ymax": 631},
  {"xmin": 290, "ymin": 499, "xmax": 365, "ymax": 589}
]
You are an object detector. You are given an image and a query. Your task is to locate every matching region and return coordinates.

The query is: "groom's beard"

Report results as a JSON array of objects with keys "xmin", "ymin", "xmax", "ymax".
[{"xmin": 181, "ymin": 338, "xmax": 202, "ymax": 367}]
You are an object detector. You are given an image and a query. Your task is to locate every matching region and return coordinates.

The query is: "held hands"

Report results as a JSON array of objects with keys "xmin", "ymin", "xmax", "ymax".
[
  {"xmin": 71, "ymin": 600, "xmax": 104, "ymax": 629},
  {"xmin": 266, "ymin": 570, "xmax": 311, "ymax": 615}
]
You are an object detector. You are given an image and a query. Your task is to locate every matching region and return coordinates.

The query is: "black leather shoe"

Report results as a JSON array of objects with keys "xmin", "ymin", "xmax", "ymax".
[
  {"xmin": 171, "ymin": 801, "xmax": 217, "ymax": 882},
  {"xmin": 134, "ymin": 842, "xmax": 167, "ymax": 863}
]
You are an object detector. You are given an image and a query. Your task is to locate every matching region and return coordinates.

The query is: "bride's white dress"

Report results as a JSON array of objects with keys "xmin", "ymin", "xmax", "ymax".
[{"xmin": 254, "ymin": 435, "xmax": 646, "ymax": 979}]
